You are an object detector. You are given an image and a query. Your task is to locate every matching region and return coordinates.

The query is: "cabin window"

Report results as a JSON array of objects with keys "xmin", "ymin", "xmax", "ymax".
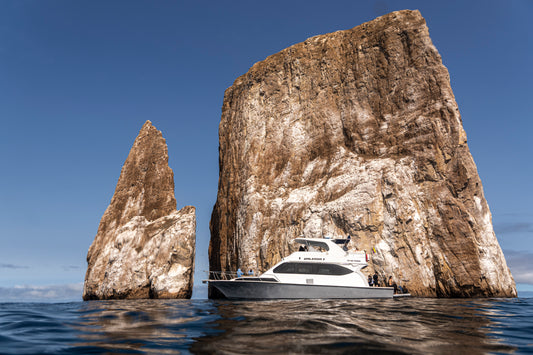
[
  {"xmin": 296, "ymin": 263, "xmax": 313, "ymax": 274},
  {"xmin": 273, "ymin": 262, "xmax": 295, "ymax": 274},
  {"xmin": 273, "ymin": 262, "xmax": 353, "ymax": 275}
]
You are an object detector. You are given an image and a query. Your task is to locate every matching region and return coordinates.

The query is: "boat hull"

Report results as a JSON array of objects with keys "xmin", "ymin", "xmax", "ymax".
[{"xmin": 208, "ymin": 280, "xmax": 394, "ymax": 299}]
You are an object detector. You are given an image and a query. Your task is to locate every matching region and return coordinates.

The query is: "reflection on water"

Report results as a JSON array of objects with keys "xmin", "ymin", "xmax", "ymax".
[
  {"xmin": 191, "ymin": 298, "xmax": 521, "ymax": 354},
  {"xmin": 1, "ymin": 298, "xmax": 532, "ymax": 354},
  {"xmin": 71, "ymin": 300, "xmax": 220, "ymax": 354}
]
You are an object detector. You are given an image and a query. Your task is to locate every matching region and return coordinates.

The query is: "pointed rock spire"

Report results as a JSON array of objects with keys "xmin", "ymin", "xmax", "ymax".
[{"xmin": 83, "ymin": 121, "xmax": 196, "ymax": 300}]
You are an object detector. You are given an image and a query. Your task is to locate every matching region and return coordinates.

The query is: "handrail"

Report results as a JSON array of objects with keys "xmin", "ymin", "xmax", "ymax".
[{"xmin": 205, "ymin": 270, "xmax": 239, "ymax": 280}]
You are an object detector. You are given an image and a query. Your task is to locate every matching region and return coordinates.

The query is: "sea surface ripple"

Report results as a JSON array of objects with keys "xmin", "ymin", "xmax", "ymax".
[{"xmin": 1, "ymin": 297, "xmax": 532, "ymax": 354}]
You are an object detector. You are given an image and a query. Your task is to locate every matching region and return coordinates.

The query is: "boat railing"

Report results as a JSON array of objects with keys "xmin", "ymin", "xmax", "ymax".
[{"xmin": 205, "ymin": 271, "xmax": 238, "ymax": 280}]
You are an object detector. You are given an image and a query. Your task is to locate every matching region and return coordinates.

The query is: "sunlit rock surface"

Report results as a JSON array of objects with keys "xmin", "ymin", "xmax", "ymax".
[
  {"xmin": 209, "ymin": 10, "xmax": 516, "ymax": 297},
  {"xmin": 83, "ymin": 121, "xmax": 196, "ymax": 300}
]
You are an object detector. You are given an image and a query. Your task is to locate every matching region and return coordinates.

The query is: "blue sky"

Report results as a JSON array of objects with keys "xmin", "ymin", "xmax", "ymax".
[{"xmin": 0, "ymin": 0, "xmax": 531, "ymax": 300}]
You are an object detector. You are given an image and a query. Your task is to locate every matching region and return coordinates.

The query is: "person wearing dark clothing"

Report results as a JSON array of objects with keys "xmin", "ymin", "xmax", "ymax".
[
  {"xmin": 368, "ymin": 275, "xmax": 373, "ymax": 286},
  {"xmin": 372, "ymin": 272, "xmax": 379, "ymax": 287}
]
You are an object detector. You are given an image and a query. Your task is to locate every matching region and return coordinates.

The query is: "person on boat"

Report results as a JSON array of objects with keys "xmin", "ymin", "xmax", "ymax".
[
  {"xmin": 248, "ymin": 269, "xmax": 254, "ymax": 276},
  {"xmin": 237, "ymin": 268, "xmax": 243, "ymax": 277},
  {"xmin": 397, "ymin": 283, "xmax": 406, "ymax": 294},
  {"xmin": 368, "ymin": 275, "xmax": 373, "ymax": 286},
  {"xmin": 372, "ymin": 272, "xmax": 379, "ymax": 287},
  {"xmin": 388, "ymin": 276, "xmax": 399, "ymax": 294}
]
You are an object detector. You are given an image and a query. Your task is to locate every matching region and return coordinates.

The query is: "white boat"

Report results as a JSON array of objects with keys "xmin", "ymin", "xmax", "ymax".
[{"xmin": 205, "ymin": 237, "xmax": 395, "ymax": 299}]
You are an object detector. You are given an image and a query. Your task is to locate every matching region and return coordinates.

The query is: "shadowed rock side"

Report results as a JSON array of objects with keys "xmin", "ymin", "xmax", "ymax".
[
  {"xmin": 83, "ymin": 121, "xmax": 196, "ymax": 300},
  {"xmin": 209, "ymin": 10, "xmax": 516, "ymax": 297}
]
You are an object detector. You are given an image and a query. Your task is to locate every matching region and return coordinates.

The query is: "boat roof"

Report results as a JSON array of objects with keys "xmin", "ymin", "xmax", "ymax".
[{"xmin": 294, "ymin": 237, "xmax": 350, "ymax": 254}]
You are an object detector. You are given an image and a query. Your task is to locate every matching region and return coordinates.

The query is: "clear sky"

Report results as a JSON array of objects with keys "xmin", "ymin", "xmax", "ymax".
[{"xmin": 0, "ymin": 0, "xmax": 531, "ymax": 300}]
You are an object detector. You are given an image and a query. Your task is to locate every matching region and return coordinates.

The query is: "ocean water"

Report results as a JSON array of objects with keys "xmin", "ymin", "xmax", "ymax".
[{"xmin": 1, "ymin": 298, "xmax": 532, "ymax": 354}]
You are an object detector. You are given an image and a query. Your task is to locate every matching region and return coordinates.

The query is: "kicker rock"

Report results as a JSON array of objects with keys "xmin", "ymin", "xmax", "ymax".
[
  {"xmin": 209, "ymin": 10, "xmax": 516, "ymax": 297},
  {"xmin": 83, "ymin": 121, "xmax": 196, "ymax": 300}
]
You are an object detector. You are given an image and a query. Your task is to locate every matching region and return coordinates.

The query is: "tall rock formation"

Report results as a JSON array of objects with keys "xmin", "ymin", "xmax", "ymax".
[
  {"xmin": 83, "ymin": 121, "xmax": 196, "ymax": 300},
  {"xmin": 209, "ymin": 10, "xmax": 516, "ymax": 297}
]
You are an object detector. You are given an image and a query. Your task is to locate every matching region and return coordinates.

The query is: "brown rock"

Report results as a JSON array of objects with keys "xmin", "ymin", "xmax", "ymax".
[
  {"xmin": 209, "ymin": 10, "xmax": 516, "ymax": 297},
  {"xmin": 83, "ymin": 121, "xmax": 196, "ymax": 300}
]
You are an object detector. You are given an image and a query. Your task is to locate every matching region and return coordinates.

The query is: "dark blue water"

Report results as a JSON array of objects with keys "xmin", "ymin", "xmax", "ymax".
[{"xmin": 1, "ymin": 298, "xmax": 532, "ymax": 354}]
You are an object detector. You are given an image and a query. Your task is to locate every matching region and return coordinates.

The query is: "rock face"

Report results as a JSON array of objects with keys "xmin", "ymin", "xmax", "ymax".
[
  {"xmin": 83, "ymin": 121, "xmax": 196, "ymax": 300},
  {"xmin": 209, "ymin": 10, "xmax": 516, "ymax": 297}
]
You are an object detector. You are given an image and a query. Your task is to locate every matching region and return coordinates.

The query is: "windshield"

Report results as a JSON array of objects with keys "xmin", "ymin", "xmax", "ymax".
[{"xmin": 300, "ymin": 240, "xmax": 329, "ymax": 252}]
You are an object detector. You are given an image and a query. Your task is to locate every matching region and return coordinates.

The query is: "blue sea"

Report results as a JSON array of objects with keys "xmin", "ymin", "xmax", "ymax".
[{"xmin": 1, "ymin": 297, "xmax": 532, "ymax": 354}]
